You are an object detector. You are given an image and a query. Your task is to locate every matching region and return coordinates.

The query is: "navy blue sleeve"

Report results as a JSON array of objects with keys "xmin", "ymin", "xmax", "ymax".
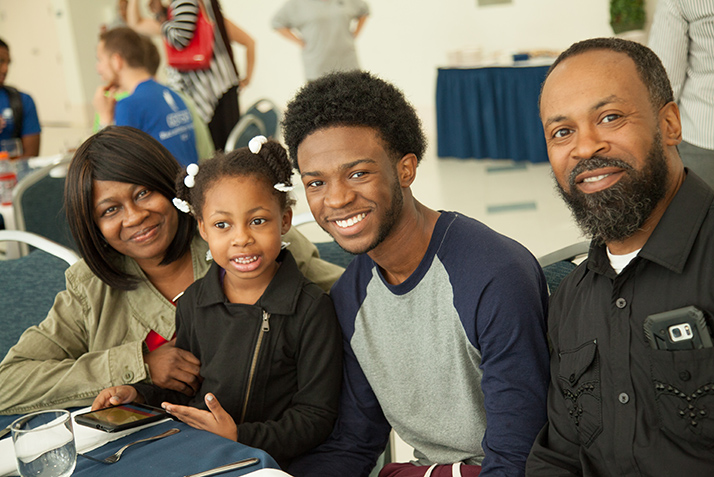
[
  {"xmin": 287, "ymin": 336, "xmax": 391, "ymax": 477},
  {"xmin": 442, "ymin": 215, "xmax": 550, "ymax": 476},
  {"xmin": 473, "ymin": 257, "xmax": 550, "ymax": 476}
]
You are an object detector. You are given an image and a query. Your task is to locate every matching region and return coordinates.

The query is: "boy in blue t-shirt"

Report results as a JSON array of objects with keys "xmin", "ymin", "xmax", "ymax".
[{"xmin": 94, "ymin": 27, "xmax": 197, "ymax": 167}]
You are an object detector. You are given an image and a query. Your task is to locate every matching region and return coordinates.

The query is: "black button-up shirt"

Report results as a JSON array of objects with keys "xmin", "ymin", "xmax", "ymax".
[{"xmin": 527, "ymin": 171, "xmax": 714, "ymax": 476}]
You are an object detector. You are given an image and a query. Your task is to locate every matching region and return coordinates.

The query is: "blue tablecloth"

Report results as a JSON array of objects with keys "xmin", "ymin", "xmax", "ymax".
[
  {"xmin": 1, "ymin": 416, "xmax": 280, "ymax": 476},
  {"xmin": 75, "ymin": 420, "xmax": 279, "ymax": 476},
  {"xmin": 436, "ymin": 65, "xmax": 550, "ymax": 163}
]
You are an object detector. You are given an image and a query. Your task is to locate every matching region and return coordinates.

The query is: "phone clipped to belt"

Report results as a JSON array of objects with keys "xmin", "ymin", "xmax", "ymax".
[
  {"xmin": 644, "ymin": 305, "xmax": 714, "ymax": 350},
  {"xmin": 75, "ymin": 402, "xmax": 168, "ymax": 432}
]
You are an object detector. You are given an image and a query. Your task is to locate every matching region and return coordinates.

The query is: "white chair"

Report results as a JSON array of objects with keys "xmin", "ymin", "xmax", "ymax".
[{"xmin": 0, "ymin": 229, "xmax": 79, "ymax": 265}]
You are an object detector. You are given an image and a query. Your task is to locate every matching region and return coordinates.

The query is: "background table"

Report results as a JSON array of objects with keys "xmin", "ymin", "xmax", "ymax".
[{"xmin": 436, "ymin": 65, "xmax": 550, "ymax": 163}]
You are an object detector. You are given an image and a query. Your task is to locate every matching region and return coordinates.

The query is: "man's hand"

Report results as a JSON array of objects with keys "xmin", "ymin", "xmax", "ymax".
[
  {"xmin": 93, "ymin": 84, "xmax": 117, "ymax": 127},
  {"xmin": 144, "ymin": 338, "xmax": 202, "ymax": 396},
  {"xmin": 92, "ymin": 385, "xmax": 140, "ymax": 410},
  {"xmin": 162, "ymin": 393, "xmax": 238, "ymax": 441}
]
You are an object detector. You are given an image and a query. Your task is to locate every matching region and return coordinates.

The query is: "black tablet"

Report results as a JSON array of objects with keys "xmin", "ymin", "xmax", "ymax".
[{"xmin": 75, "ymin": 402, "xmax": 168, "ymax": 432}]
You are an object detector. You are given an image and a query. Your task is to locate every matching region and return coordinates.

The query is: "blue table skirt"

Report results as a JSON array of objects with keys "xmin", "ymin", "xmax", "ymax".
[
  {"xmin": 74, "ymin": 420, "xmax": 280, "ymax": 476},
  {"xmin": 436, "ymin": 66, "xmax": 550, "ymax": 163},
  {"xmin": 1, "ymin": 414, "xmax": 279, "ymax": 476}
]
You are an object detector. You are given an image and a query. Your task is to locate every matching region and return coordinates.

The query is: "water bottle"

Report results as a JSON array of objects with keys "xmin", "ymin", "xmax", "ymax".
[{"xmin": 0, "ymin": 151, "xmax": 17, "ymax": 206}]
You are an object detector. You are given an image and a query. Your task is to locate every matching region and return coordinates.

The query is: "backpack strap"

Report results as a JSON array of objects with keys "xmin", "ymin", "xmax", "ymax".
[{"xmin": 2, "ymin": 85, "xmax": 24, "ymax": 138}]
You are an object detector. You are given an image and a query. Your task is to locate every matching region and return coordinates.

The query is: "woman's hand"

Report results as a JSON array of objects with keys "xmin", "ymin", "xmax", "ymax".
[
  {"xmin": 162, "ymin": 393, "xmax": 238, "ymax": 441},
  {"xmin": 144, "ymin": 338, "xmax": 202, "ymax": 396},
  {"xmin": 92, "ymin": 385, "xmax": 140, "ymax": 410}
]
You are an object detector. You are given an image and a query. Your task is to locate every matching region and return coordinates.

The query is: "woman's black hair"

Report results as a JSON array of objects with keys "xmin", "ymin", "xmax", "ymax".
[
  {"xmin": 65, "ymin": 126, "xmax": 196, "ymax": 290},
  {"xmin": 175, "ymin": 139, "xmax": 296, "ymax": 221}
]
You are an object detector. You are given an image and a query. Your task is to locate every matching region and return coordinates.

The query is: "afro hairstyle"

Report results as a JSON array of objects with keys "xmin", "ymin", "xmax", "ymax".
[{"xmin": 282, "ymin": 71, "xmax": 427, "ymax": 170}]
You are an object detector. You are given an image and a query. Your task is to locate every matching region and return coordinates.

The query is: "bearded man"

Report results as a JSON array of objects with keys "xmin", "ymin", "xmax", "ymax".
[{"xmin": 527, "ymin": 38, "xmax": 714, "ymax": 476}]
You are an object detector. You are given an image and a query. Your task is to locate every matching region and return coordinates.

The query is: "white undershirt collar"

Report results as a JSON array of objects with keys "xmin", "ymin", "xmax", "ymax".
[{"xmin": 606, "ymin": 247, "xmax": 642, "ymax": 274}]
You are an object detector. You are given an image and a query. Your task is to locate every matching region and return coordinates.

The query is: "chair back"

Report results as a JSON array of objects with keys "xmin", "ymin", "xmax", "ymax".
[
  {"xmin": 0, "ymin": 230, "xmax": 79, "ymax": 359},
  {"xmin": 245, "ymin": 98, "xmax": 281, "ymax": 140},
  {"xmin": 538, "ymin": 241, "xmax": 590, "ymax": 295},
  {"xmin": 12, "ymin": 155, "xmax": 77, "ymax": 254},
  {"xmin": 224, "ymin": 114, "xmax": 267, "ymax": 152}
]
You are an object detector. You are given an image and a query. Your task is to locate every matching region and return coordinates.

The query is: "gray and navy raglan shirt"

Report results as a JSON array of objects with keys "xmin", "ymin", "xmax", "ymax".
[{"xmin": 289, "ymin": 211, "xmax": 550, "ymax": 477}]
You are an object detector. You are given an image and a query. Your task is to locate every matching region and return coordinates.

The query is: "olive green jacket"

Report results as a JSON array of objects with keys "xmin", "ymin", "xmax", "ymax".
[{"xmin": 0, "ymin": 229, "xmax": 343, "ymax": 414}]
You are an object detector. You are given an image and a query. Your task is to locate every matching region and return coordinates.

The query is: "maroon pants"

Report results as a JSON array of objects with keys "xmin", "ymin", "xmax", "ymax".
[{"xmin": 379, "ymin": 462, "xmax": 482, "ymax": 477}]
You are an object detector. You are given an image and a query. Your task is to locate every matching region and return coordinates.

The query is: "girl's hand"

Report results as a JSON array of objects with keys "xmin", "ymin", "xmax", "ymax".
[
  {"xmin": 162, "ymin": 393, "xmax": 238, "ymax": 441},
  {"xmin": 92, "ymin": 385, "xmax": 140, "ymax": 410}
]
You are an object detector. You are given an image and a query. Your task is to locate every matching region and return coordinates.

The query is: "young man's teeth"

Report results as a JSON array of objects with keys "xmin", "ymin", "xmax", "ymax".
[
  {"xmin": 336, "ymin": 213, "xmax": 366, "ymax": 228},
  {"xmin": 583, "ymin": 173, "xmax": 610, "ymax": 183},
  {"xmin": 233, "ymin": 256, "xmax": 258, "ymax": 264}
]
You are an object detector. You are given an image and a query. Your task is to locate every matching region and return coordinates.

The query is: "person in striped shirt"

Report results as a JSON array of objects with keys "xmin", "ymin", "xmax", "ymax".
[
  {"xmin": 649, "ymin": 0, "xmax": 714, "ymax": 187},
  {"xmin": 127, "ymin": 0, "xmax": 255, "ymax": 150}
]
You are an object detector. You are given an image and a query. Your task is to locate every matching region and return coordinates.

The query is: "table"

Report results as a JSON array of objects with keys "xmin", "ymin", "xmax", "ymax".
[
  {"xmin": 74, "ymin": 420, "xmax": 279, "ymax": 476},
  {"xmin": 0, "ymin": 416, "xmax": 280, "ymax": 477},
  {"xmin": 436, "ymin": 64, "xmax": 550, "ymax": 163}
]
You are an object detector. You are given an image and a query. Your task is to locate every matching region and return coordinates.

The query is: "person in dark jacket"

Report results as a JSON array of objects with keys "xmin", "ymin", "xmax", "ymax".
[
  {"xmin": 92, "ymin": 137, "xmax": 342, "ymax": 470},
  {"xmin": 527, "ymin": 37, "xmax": 714, "ymax": 475}
]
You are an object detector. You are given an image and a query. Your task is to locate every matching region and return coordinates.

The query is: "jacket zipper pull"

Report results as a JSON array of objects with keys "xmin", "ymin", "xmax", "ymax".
[{"xmin": 261, "ymin": 310, "xmax": 270, "ymax": 332}]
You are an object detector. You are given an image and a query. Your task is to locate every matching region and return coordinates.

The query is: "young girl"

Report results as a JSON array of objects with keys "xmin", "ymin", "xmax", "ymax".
[{"xmin": 92, "ymin": 136, "xmax": 343, "ymax": 469}]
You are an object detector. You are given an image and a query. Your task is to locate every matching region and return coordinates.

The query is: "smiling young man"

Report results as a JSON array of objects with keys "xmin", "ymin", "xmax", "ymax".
[
  {"xmin": 283, "ymin": 71, "xmax": 550, "ymax": 477},
  {"xmin": 527, "ymin": 38, "xmax": 714, "ymax": 475}
]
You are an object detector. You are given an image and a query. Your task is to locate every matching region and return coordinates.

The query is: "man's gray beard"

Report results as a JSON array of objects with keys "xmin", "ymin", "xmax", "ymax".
[{"xmin": 555, "ymin": 134, "xmax": 669, "ymax": 245}]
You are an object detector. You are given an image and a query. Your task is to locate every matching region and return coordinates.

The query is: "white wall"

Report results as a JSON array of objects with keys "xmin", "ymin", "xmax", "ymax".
[
  {"xmin": 0, "ymin": 0, "xmax": 116, "ymax": 126},
  {"xmin": 1, "ymin": 0, "xmax": 660, "ymax": 141},
  {"xmin": 230, "ymin": 0, "xmax": 615, "ymax": 129},
  {"xmin": 205, "ymin": 0, "xmax": 660, "ymax": 144}
]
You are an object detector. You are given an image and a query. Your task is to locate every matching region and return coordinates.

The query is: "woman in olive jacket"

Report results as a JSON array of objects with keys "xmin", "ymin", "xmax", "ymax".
[{"xmin": 0, "ymin": 126, "xmax": 343, "ymax": 415}]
